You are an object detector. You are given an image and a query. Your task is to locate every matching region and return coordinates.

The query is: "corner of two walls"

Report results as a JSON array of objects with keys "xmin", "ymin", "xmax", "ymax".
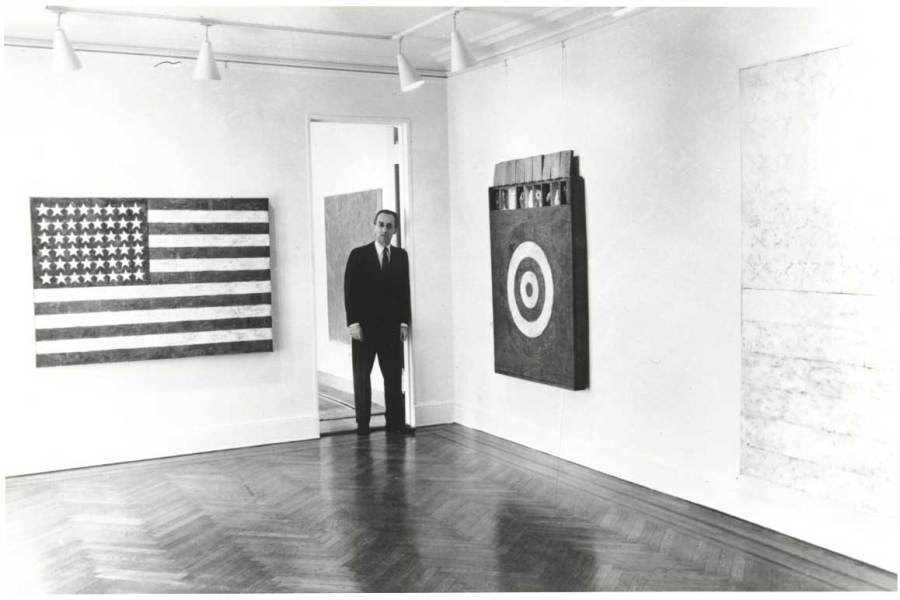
[{"xmin": 445, "ymin": 7, "xmax": 895, "ymax": 570}]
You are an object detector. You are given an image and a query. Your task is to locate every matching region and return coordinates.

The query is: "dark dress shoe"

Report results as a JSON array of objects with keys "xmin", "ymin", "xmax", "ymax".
[
  {"xmin": 386, "ymin": 424, "xmax": 415, "ymax": 436},
  {"xmin": 356, "ymin": 425, "xmax": 370, "ymax": 435}
]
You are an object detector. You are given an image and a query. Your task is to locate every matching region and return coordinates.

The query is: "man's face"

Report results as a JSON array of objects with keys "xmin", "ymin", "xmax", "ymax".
[{"xmin": 373, "ymin": 212, "xmax": 396, "ymax": 246}]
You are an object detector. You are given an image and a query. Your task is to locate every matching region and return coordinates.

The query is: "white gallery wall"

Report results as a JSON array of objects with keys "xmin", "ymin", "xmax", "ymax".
[
  {"xmin": 446, "ymin": 7, "xmax": 897, "ymax": 569},
  {"xmin": 1, "ymin": 47, "xmax": 453, "ymax": 476}
]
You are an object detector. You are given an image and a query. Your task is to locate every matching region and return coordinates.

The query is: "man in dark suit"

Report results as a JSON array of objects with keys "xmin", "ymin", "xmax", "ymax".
[{"xmin": 344, "ymin": 209, "xmax": 413, "ymax": 435}]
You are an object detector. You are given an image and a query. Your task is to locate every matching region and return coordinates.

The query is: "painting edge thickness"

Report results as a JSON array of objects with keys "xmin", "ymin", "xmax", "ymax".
[
  {"xmin": 29, "ymin": 197, "xmax": 274, "ymax": 367},
  {"xmin": 488, "ymin": 151, "xmax": 588, "ymax": 390}
]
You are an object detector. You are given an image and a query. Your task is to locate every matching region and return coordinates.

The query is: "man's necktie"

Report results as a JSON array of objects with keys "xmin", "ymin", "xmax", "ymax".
[{"xmin": 381, "ymin": 248, "xmax": 389, "ymax": 271}]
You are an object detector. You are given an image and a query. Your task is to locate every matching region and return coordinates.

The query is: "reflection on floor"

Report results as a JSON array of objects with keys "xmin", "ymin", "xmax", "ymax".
[
  {"xmin": 318, "ymin": 383, "xmax": 384, "ymax": 435},
  {"xmin": 5, "ymin": 425, "xmax": 895, "ymax": 593}
]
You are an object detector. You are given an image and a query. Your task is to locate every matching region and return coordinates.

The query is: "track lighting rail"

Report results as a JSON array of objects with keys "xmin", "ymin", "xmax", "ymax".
[
  {"xmin": 46, "ymin": 5, "xmax": 394, "ymax": 41},
  {"xmin": 47, "ymin": 5, "xmax": 476, "ymax": 43}
]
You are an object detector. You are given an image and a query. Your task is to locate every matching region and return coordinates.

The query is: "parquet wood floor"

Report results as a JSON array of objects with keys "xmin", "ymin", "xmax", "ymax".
[{"xmin": 5, "ymin": 424, "xmax": 895, "ymax": 593}]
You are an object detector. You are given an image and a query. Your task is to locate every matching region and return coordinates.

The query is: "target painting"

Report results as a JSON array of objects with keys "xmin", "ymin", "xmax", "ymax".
[{"xmin": 488, "ymin": 151, "xmax": 587, "ymax": 389}]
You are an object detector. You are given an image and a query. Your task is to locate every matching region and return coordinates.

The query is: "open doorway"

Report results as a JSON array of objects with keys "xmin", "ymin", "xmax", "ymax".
[{"xmin": 309, "ymin": 118, "xmax": 414, "ymax": 436}]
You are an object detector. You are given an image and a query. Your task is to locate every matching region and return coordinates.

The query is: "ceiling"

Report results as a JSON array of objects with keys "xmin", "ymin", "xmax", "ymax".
[{"xmin": 3, "ymin": 4, "xmax": 631, "ymax": 77}]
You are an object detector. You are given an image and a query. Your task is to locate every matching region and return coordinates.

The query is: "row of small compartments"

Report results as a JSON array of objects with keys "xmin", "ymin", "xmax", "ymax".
[{"xmin": 489, "ymin": 180, "xmax": 568, "ymax": 210}]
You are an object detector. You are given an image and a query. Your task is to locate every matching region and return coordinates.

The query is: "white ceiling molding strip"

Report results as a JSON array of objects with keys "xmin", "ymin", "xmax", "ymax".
[
  {"xmin": 436, "ymin": 6, "xmax": 588, "ymax": 59},
  {"xmin": 429, "ymin": 6, "xmax": 587, "ymax": 63},
  {"xmin": 446, "ymin": 6, "xmax": 651, "ymax": 76},
  {"xmin": 390, "ymin": 7, "xmax": 464, "ymax": 40}
]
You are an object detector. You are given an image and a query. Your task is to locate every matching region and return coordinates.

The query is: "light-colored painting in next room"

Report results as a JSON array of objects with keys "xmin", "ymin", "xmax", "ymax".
[{"xmin": 324, "ymin": 188, "xmax": 382, "ymax": 343}]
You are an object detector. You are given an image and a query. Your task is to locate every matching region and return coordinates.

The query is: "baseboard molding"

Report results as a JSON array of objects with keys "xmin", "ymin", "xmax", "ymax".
[
  {"xmin": 433, "ymin": 424, "xmax": 895, "ymax": 590},
  {"xmin": 452, "ymin": 402, "xmax": 896, "ymax": 572},
  {"xmin": 4, "ymin": 414, "xmax": 319, "ymax": 477},
  {"xmin": 415, "ymin": 402, "xmax": 454, "ymax": 427},
  {"xmin": 316, "ymin": 368, "xmax": 451, "ymax": 429}
]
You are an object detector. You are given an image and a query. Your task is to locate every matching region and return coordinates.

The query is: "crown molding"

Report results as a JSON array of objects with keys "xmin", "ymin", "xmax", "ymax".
[
  {"xmin": 445, "ymin": 7, "xmax": 652, "ymax": 76},
  {"xmin": 430, "ymin": 6, "xmax": 593, "ymax": 63}
]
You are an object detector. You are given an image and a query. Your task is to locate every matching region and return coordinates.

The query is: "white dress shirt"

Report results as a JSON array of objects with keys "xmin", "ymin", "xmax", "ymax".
[{"xmin": 374, "ymin": 240, "xmax": 391, "ymax": 265}]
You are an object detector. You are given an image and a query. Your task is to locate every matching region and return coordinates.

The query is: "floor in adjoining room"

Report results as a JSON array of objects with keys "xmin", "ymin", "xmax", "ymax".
[
  {"xmin": 318, "ymin": 383, "xmax": 384, "ymax": 435},
  {"xmin": 5, "ymin": 424, "xmax": 896, "ymax": 593}
]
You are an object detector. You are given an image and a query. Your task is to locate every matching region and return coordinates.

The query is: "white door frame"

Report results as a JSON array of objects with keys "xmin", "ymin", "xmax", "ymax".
[{"xmin": 305, "ymin": 114, "xmax": 418, "ymax": 433}]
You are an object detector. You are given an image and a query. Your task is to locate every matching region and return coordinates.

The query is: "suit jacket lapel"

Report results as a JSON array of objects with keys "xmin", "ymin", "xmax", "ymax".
[{"xmin": 366, "ymin": 242, "xmax": 379, "ymax": 272}]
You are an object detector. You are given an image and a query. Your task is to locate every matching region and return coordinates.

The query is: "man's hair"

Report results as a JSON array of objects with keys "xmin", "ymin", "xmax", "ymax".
[{"xmin": 373, "ymin": 209, "xmax": 399, "ymax": 226}]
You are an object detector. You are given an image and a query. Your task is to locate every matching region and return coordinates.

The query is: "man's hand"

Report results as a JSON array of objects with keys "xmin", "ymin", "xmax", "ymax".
[
  {"xmin": 349, "ymin": 324, "xmax": 363, "ymax": 342},
  {"xmin": 400, "ymin": 323, "xmax": 409, "ymax": 342}
]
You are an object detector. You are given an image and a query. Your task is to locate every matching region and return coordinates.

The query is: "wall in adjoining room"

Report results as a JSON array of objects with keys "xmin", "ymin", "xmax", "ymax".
[
  {"xmin": 446, "ymin": 6, "xmax": 897, "ymax": 569},
  {"xmin": 310, "ymin": 121, "xmax": 397, "ymax": 394},
  {"xmin": 1, "ymin": 48, "xmax": 453, "ymax": 476}
]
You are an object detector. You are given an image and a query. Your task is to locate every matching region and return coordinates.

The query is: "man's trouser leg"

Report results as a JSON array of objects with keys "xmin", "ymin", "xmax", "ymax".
[
  {"xmin": 375, "ymin": 325, "xmax": 404, "ymax": 429},
  {"xmin": 351, "ymin": 337, "xmax": 376, "ymax": 429}
]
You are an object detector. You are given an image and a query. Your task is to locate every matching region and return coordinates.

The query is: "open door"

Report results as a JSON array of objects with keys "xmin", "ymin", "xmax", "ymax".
[{"xmin": 308, "ymin": 118, "xmax": 415, "ymax": 435}]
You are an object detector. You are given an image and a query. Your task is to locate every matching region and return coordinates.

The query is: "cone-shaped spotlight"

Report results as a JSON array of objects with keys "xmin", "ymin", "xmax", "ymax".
[
  {"xmin": 450, "ymin": 15, "xmax": 475, "ymax": 72},
  {"xmin": 51, "ymin": 14, "xmax": 81, "ymax": 72},
  {"xmin": 193, "ymin": 25, "xmax": 221, "ymax": 81},
  {"xmin": 396, "ymin": 38, "xmax": 424, "ymax": 92}
]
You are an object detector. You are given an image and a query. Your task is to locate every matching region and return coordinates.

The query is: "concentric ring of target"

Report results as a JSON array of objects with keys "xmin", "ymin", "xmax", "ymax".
[{"xmin": 506, "ymin": 241, "xmax": 554, "ymax": 338}]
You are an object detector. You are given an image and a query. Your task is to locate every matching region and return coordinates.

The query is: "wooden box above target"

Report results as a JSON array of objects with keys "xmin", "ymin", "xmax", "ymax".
[{"xmin": 488, "ymin": 151, "xmax": 588, "ymax": 390}]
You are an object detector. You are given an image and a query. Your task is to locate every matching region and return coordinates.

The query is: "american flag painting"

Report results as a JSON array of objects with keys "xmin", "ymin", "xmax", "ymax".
[{"xmin": 30, "ymin": 198, "xmax": 273, "ymax": 367}]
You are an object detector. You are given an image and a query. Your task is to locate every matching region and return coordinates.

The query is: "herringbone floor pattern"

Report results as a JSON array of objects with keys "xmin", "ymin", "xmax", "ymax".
[{"xmin": 5, "ymin": 424, "xmax": 895, "ymax": 593}]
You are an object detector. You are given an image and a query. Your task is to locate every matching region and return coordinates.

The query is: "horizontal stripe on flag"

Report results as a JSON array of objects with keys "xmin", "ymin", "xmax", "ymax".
[
  {"xmin": 37, "ymin": 340, "xmax": 274, "ymax": 367},
  {"xmin": 149, "ymin": 234, "xmax": 270, "ymax": 248},
  {"xmin": 35, "ymin": 304, "xmax": 271, "ymax": 329},
  {"xmin": 34, "ymin": 293, "xmax": 272, "ymax": 315},
  {"xmin": 149, "ymin": 246, "xmax": 270, "ymax": 259},
  {"xmin": 34, "ymin": 280, "xmax": 271, "ymax": 302},
  {"xmin": 148, "ymin": 210, "xmax": 269, "ymax": 223},
  {"xmin": 150, "ymin": 270, "xmax": 270, "ymax": 284},
  {"xmin": 146, "ymin": 198, "xmax": 268, "ymax": 211},
  {"xmin": 149, "ymin": 257, "xmax": 270, "ymax": 272},
  {"xmin": 148, "ymin": 223, "xmax": 269, "ymax": 235},
  {"xmin": 36, "ymin": 316, "xmax": 273, "ymax": 341},
  {"xmin": 36, "ymin": 327, "xmax": 272, "ymax": 354}
]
